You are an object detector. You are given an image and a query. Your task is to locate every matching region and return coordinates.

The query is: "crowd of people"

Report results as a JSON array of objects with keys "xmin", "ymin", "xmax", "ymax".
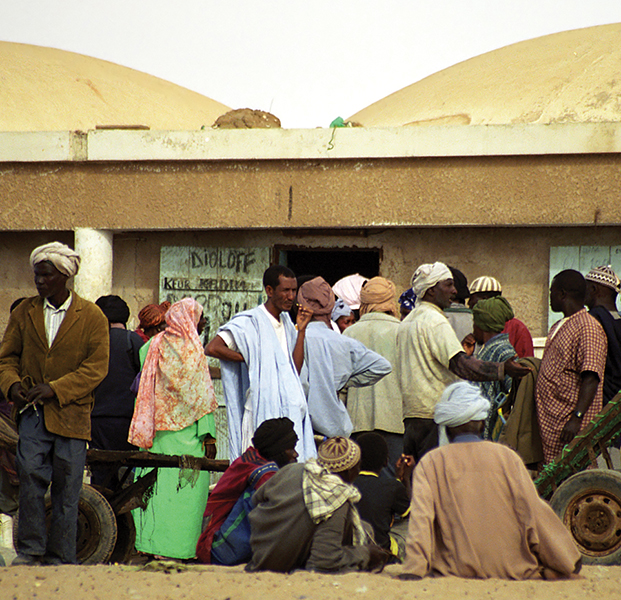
[{"xmin": 0, "ymin": 241, "xmax": 620, "ymax": 580}]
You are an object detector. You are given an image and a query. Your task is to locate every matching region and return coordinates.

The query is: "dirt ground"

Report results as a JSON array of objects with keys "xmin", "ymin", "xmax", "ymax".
[{"xmin": 0, "ymin": 562, "xmax": 620, "ymax": 600}]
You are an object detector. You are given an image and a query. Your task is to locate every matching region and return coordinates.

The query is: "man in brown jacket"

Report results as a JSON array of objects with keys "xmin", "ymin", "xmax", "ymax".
[{"xmin": 0, "ymin": 242, "xmax": 109, "ymax": 565}]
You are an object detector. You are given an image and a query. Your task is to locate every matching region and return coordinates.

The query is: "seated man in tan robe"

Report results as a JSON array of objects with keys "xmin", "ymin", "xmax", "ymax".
[{"xmin": 400, "ymin": 381, "xmax": 582, "ymax": 580}]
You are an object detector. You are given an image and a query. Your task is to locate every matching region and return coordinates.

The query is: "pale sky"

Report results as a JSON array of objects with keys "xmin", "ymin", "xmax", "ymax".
[{"xmin": 2, "ymin": 1, "xmax": 621, "ymax": 128}]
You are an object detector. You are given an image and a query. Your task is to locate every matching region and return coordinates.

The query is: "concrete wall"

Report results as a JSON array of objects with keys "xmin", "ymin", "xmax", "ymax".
[
  {"xmin": 1, "ymin": 153, "xmax": 621, "ymax": 231},
  {"xmin": 3, "ymin": 225, "xmax": 617, "ymax": 338}
]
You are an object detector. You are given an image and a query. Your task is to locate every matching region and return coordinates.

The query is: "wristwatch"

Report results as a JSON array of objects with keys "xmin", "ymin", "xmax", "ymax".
[{"xmin": 573, "ymin": 410, "xmax": 584, "ymax": 419}]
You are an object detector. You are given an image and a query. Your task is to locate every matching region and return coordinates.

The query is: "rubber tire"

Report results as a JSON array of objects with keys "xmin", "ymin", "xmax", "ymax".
[
  {"xmin": 550, "ymin": 469, "xmax": 621, "ymax": 566},
  {"xmin": 90, "ymin": 484, "xmax": 137, "ymax": 564},
  {"xmin": 13, "ymin": 483, "xmax": 118, "ymax": 565}
]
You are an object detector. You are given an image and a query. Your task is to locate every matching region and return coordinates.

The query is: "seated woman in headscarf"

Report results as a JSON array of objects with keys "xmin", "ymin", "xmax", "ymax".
[
  {"xmin": 129, "ymin": 298, "xmax": 218, "ymax": 560},
  {"xmin": 196, "ymin": 417, "xmax": 299, "ymax": 565}
]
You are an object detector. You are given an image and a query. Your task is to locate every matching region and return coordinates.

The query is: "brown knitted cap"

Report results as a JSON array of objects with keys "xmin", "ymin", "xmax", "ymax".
[{"xmin": 317, "ymin": 437, "xmax": 361, "ymax": 473}]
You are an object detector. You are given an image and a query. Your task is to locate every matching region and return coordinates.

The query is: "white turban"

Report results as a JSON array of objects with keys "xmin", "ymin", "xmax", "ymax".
[
  {"xmin": 411, "ymin": 262, "xmax": 452, "ymax": 298},
  {"xmin": 434, "ymin": 381, "xmax": 490, "ymax": 446},
  {"xmin": 30, "ymin": 242, "xmax": 81, "ymax": 277},
  {"xmin": 332, "ymin": 273, "xmax": 368, "ymax": 310}
]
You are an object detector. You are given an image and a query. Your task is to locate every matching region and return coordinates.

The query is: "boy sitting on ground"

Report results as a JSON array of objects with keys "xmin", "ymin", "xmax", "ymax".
[{"xmin": 353, "ymin": 432, "xmax": 412, "ymax": 561}]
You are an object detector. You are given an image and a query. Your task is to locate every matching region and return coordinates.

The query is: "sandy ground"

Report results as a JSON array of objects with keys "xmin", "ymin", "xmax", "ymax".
[{"xmin": 0, "ymin": 562, "xmax": 620, "ymax": 600}]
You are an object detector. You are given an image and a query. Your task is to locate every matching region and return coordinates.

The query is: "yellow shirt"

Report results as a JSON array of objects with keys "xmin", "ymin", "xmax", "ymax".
[{"xmin": 397, "ymin": 301, "xmax": 463, "ymax": 419}]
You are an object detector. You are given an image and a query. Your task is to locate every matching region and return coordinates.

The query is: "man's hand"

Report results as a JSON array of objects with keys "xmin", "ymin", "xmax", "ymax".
[
  {"xmin": 504, "ymin": 357, "xmax": 532, "ymax": 378},
  {"xmin": 8, "ymin": 382, "xmax": 28, "ymax": 411},
  {"xmin": 367, "ymin": 544, "xmax": 392, "ymax": 572},
  {"xmin": 203, "ymin": 436, "xmax": 217, "ymax": 459},
  {"xmin": 560, "ymin": 416, "xmax": 582, "ymax": 445},
  {"xmin": 395, "ymin": 454, "xmax": 414, "ymax": 481},
  {"xmin": 25, "ymin": 383, "xmax": 55, "ymax": 404},
  {"xmin": 296, "ymin": 305, "xmax": 313, "ymax": 332}
]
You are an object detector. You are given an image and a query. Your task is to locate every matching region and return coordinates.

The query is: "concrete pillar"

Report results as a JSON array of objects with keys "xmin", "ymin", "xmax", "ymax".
[{"xmin": 73, "ymin": 228, "xmax": 113, "ymax": 301}]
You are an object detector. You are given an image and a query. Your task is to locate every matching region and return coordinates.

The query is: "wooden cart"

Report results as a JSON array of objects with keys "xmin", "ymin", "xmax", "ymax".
[
  {"xmin": 0, "ymin": 415, "xmax": 228, "ymax": 564},
  {"xmin": 534, "ymin": 393, "xmax": 621, "ymax": 565}
]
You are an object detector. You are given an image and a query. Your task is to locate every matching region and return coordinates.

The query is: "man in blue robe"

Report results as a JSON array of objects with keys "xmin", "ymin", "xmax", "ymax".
[
  {"xmin": 297, "ymin": 277, "xmax": 392, "ymax": 438},
  {"xmin": 206, "ymin": 265, "xmax": 315, "ymax": 461}
]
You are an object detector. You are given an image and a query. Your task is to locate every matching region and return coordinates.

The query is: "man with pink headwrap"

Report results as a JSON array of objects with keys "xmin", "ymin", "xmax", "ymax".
[{"xmin": 298, "ymin": 277, "xmax": 392, "ymax": 438}]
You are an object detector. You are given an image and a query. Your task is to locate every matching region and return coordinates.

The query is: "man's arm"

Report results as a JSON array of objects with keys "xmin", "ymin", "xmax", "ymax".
[
  {"xmin": 559, "ymin": 371, "xmax": 600, "ymax": 445},
  {"xmin": 205, "ymin": 334, "xmax": 244, "ymax": 362},
  {"xmin": 345, "ymin": 343, "xmax": 392, "ymax": 389},
  {"xmin": 449, "ymin": 352, "xmax": 531, "ymax": 382},
  {"xmin": 292, "ymin": 306, "xmax": 313, "ymax": 374}
]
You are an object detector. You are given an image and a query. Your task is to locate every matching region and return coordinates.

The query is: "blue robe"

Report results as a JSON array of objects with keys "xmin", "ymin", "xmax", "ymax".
[
  {"xmin": 301, "ymin": 321, "xmax": 392, "ymax": 438},
  {"xmin": 218, "ymin": 306, "xmax": 316, "ymax": 461}
]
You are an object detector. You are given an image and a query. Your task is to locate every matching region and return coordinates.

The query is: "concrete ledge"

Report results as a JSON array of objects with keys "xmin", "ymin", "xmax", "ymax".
[{"xmin": 2, "ymin": 123, "xmax": 621, "ymax": 163}]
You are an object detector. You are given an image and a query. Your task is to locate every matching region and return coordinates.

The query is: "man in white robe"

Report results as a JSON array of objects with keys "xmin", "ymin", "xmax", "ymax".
[{"xmin": 206, "ymin": 265, "xmax": 315, "ymax": 461}]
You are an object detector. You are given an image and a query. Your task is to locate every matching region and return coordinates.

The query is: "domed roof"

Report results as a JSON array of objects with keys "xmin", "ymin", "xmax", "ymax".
[
  {"xmin": 0, "ymin": 42, "xmax": 231, "ymax": 131},
  {"xmin": 349, "ymin": 23, "xmax": 621, "ymax": 127}
]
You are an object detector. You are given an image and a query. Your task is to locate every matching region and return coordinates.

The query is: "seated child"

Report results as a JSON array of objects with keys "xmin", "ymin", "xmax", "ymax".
[{"xmin": 353, "ymin": 432, "xmax": 412, "ymax": 560}]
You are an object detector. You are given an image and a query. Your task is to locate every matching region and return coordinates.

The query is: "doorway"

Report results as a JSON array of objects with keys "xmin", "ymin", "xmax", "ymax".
[{"xmin": 275, "ymin": 246, "xmax": 381, "ymax": 286}]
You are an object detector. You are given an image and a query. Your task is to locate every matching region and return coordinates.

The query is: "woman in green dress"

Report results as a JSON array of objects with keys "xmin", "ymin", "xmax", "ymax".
[{"xmin": 129, "ymin": 298, "xmax": 218, "ymax": 559}]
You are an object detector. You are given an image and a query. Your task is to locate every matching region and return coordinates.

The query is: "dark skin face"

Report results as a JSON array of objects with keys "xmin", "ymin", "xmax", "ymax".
[
  {"xmin": 265, "ymin": 275, "xmax": 298, "ymax": 317},
  {"xmin": 549, "ymin": 280, "xmax": 564, "ymax": 313},
  {"xmin": 467, "ymin": 292, "xmax": 484, "ymax": 309},
  {"xmin": 33, "ymin": 261, "xmax": 69, "ymax": 308},
  {"xmin": 197, "ymin": 312, "xmax": 207, "ymax": 335},
  {"xmin": 335, "ymin": 460, "xmax": 361, "ymax": 484},
  {"xmin": 399, "ymin": 305, "xmax": 411, "ymax": 321},
  {"xmin": 336, "ymin": 313, "xmax": 355, "ymax": 333},
  {"xmin": 424, "ymin": 278, "xmax": 457, "ymax": 310}
]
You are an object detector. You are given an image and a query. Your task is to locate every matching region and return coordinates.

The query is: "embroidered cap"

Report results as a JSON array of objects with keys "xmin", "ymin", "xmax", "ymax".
[
  {"xmin": 469, "ymin": 276, "xmax": 502, "ymax": 294},
  {"xmin": 317, "ymin": 437, "xmax": 361, "ymax": 473},
  {"xmin": 585, "ymin": 265, "xmax": 620, "ymax": 293}
]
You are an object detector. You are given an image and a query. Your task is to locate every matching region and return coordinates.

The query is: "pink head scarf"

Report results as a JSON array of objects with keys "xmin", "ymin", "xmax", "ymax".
[{"xmin": 128, "ymin": 298, "xmax": 218, "ymax": 449}]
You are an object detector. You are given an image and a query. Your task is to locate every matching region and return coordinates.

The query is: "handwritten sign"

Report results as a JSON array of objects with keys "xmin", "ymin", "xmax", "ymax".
[
  {"xmin": 159, "ymin": 246, "xmax": 270, "ymax": 343},
  {"xmin": 159, "ymin": 246, "xmax": 270, "ymax": 464}
]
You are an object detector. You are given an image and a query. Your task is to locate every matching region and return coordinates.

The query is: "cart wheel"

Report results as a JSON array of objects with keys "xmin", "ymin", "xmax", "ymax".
[
  {"xmin": 13, "ymin": 484, "xmax": 117, "ymax": 565},
  {"xmin": 109, "ymin": 511, "xmax": 136, "ymax": 564},
  {"xmin": 550, "ymin": 469, "xmax": 621, "ymax": 565},
  {"xmin": 90, "ymin": 485, "xmax": 137, "ymax": 564}
]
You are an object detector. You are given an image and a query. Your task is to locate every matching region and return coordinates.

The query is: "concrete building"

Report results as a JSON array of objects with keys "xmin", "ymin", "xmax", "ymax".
[{"xmin": 1, "ymin": 24, "xmax": 620, "ymax": 344}]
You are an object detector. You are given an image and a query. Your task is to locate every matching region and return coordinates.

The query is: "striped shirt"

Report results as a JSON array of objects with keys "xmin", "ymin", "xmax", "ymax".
[{"xmin": 43, "ymin": 292, "xmax": 72, "ymax": 347}]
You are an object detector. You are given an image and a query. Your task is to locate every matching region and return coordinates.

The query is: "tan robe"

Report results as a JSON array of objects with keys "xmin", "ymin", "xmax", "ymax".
[{"xmin": 402, "ymin": 440, "xmax": 581, "ymax": 579}]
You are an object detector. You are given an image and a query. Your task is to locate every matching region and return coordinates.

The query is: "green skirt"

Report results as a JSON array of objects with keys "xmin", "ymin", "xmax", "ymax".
[{"xmin": 133, "ymin": 412, "xmax": 215, "ymax": 559}]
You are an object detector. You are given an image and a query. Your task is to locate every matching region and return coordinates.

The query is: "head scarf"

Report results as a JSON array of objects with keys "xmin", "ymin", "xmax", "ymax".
[
  {"xmin": 317, "ymin": 437, "xmax": 361, "ymax": 473},
  {"xmin": 138, "ymin": 302, "xmax": 170, "ymax": 330},
  {"xmin": 332, "ymin": 274, "xmax": 368, "ymax": 310},
  {"xmin": 96, "ymin": 295, "xmax": 130, "ymax": 325},
  {"xmin": 253, "ymin": 417, "xmax": 298, "ymax": 459},
  {"xmin": 434, "ymin": 382, "xmax": 490, "ymax": 446},
  {"xmin": 331, "ymin": 298, "xmax": 353, "ymax": 322},
  {"xmin": 586, "ymin": 265, "xmax": 620, "ymax": 293},
  {"xmin": 469, "ymin": 276, "xmax": 502, "ymax": 295},
  {"xmin": 359, "ymin": 276, "xmax": 399, "ymax": 319},
  {"xmin": 449, "ymin": 267, "xmax": 470, "ymax": 303},
  {"xmin": 411, "ymin": 262, "xmax": 452, "ymax": 298},
  {"xmin": 30, "ymin": 242, "xmax": 80, "ymax": 277},
  {"xmin": 128, "ymin": 298, "xmax": 218, "ymax": 449},
  {"xmin": 298, "ymin": 276, "xmax": 336, "ymax": 327},
  {"xmin": 399, "ymin": 288, "xmax": 417, "ymax": 311},
  {"xmin": 472, "ymin": 296, "xmax": 515, "ymax": 333}
]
